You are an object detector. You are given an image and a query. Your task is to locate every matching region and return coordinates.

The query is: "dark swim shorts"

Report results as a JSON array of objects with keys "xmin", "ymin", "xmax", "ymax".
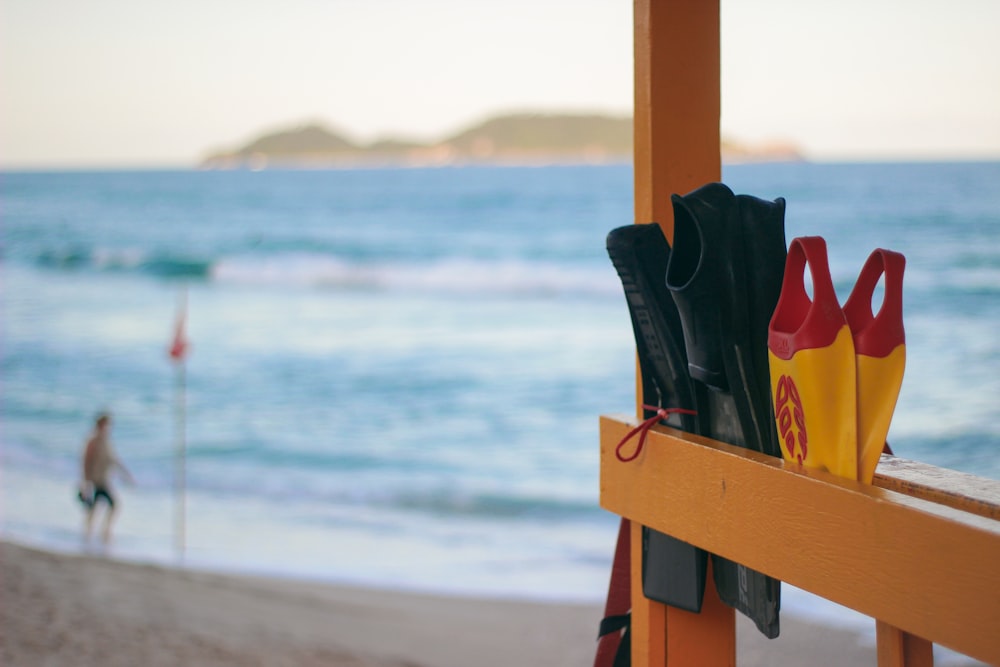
[{"xmin": 77, "ymin": 484, "xmax": 114, "ymax": 509}]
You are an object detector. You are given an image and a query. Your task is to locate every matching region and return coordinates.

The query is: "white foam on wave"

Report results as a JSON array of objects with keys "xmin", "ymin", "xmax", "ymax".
[
  {"xmin": 90, "ymin": 247, "xmax": 148, "ymax": 269},
  {"xmin": 210, "ymin": 253, "xmax": 620, "ymax": 298},
  {"xmin": 211, "ymin": 254, "xmax": 375, "ymax": 289}
]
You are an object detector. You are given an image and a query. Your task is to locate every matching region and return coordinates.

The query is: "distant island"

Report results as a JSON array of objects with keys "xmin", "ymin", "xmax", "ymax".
[{"xmin": 199, "ymin": 113, "xmax": 803, "ymax": 169}]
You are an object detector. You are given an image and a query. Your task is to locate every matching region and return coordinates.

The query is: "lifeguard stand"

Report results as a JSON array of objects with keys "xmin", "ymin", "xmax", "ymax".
[{"xmin": 604, "ymin": 2, "xmax": 1000, "ymax": 665}]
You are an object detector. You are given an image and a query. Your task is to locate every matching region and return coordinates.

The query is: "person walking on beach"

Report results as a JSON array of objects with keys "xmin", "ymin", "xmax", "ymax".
[{"xmin": 78, "ymin": 412, "xmax": 135, "ymax": 544}]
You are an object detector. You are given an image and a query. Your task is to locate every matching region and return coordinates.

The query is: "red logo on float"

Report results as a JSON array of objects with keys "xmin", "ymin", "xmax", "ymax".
[{"xmin": 774, "ymin": 375, "xmax": 807, "ymax": 463}]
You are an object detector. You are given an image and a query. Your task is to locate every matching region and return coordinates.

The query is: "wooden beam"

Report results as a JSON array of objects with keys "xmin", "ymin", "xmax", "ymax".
[
  {"xmin": 600, "ymin": 415, "xmax": 1000, "ymax": 665},
  {"xmin": 875, "ymin": 455, "xmax": 1000, "ymax": 520},
  {"xmin": 634, "ymin": 0, "xmax": 721, "ymax": 243},
  {"xmin": 632, "ymin": 1, "xmax": 729, "ymax": 665},
  {"xmin": 877, "ymin": 621, "xmax": 934, "ymax": 667}
]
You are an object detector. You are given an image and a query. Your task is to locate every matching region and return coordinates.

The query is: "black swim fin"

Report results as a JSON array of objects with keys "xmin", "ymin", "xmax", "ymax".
[
  {"xmin": 606, "ymin": 222, "xmax": 707, "ymax": 614},
  {"xmin": 667, "ymin": 183, "xmax": 786, "ymax": 638}
]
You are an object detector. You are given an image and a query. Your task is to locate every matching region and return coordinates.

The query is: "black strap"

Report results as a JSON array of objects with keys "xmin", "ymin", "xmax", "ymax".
[
  {"xmin": 598, "ymin": 612, "xmax": 630, "ymax": 638},
  {"xmin": 614, "ymin": 616, "xmax": 631, "ymax": 667},
  {"xmin": 597, "ymin": 612, "xmax": 631, "ymax": 667}
]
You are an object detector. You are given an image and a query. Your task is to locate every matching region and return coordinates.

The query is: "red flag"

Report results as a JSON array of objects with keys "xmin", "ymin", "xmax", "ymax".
[{"xmin": 169, "ymin": 291, "xmax": 189, "ymax": 362}]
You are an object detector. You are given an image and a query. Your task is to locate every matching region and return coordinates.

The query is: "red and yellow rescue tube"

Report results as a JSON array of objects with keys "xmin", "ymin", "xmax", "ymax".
[
  {"xmin": 767, "ymin": 237, "xmax": 858, "ymax": 480},
  {"xmin": 768, "ymin": 238, "xmax": 907, "ymax": 483},
  {"xmin": 843, "ymin": 249, "xmax": 906, "ymax": 483}
]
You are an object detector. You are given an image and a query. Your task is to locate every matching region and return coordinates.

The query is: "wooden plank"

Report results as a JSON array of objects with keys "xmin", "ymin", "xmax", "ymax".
[
  {"xmin": 877, "ymin": 621, "xmax": 934, "ymax": 667},
  {"xmin": 627, "ymin": 512, "xmax": 735, "ymax": 667},
  {"xmin": 632, "ymin": 0, "xmax": 730, "ymax": 665},
  {"xmin": 633, "ymin": 0, "xmax": 721, "ymax": 243},
  {"xmin": 875, "ymin": 455, "xmax": 1000, "ymax": 520},
  {"xmin": 599, "ymin": 415, "xmax": 1000, "ymax": 665},
  {"xmin": 630, "ymin": 521, "xmax": 667, "ymax": 667},
  {"xmin": 665, "ymin": 557, "xmax": 735, "ymax": 667}
]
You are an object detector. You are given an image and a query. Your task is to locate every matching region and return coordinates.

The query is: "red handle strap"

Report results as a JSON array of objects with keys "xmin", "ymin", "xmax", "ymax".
[{"xmin": 615, "ymin": 405, "xmax": 698, "ymax": 462}]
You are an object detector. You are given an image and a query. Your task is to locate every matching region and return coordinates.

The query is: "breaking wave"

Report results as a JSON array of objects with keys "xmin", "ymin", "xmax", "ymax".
[
  {"xmin": 211, "ymin": 254, "xmax": 619, "ymax": 298},
  {"xmin": 27, "ymin": 247, "xmax": 618, "ymax": 298},
  {"xmin": 34, "ymin": 248, "xmax": 213, "ymax": 279}
]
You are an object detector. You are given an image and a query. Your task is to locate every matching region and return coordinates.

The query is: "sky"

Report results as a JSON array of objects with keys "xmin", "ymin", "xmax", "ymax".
[{"xmin": 1, "ymin": 0, "xmax": 998, "ymax": 168}]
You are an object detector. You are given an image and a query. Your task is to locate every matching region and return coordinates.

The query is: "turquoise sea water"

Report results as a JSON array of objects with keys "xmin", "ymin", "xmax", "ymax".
[{"xmin": 2, "ymin": 163, "xmax": 999, "ymax": 623}]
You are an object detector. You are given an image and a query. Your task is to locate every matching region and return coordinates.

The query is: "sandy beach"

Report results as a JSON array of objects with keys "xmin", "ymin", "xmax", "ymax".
[{"xmin": 4, "ymin": 538, "xmax": 956, "ymax": 667}]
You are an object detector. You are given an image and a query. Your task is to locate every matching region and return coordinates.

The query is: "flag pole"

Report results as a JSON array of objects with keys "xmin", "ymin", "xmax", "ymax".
[
  {"xmin": 175, "ymin": 341, "xmax": 186, "ymax": 558},
  {"xmin": 169, "ymin": 286, "xmax": 190, "ymax": 560}
]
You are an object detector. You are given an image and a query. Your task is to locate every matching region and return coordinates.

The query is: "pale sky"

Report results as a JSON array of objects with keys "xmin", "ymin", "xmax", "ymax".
[{"xmin": 2, "ymin": 0, "xmax": 998, "ymax": 168}]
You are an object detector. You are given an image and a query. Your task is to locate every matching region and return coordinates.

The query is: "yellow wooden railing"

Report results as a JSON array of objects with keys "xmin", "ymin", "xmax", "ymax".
[
  {"xmin": 599, "ymin": 415, "xmax": 1000, "ymax": 666},
  {"xmin": 601, "ymin": 417, "xmax": 1000, "ymax": 666}
]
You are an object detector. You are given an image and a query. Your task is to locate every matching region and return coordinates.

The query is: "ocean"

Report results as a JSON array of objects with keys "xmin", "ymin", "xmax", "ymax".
[{"xmin": 2, "ymin": 162, "xmax": 999, "ymax": 639}]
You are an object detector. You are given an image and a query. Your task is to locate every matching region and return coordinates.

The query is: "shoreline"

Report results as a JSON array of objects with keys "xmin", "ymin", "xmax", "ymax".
[{"xmin": 6, "ymin": 538, "xmax": 983, "ymax": 667}]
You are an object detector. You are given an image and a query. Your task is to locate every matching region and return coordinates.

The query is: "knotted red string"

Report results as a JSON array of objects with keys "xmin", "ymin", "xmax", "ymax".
[{"xmin": 615, "ymin": 404, "xmax": 697, "ymax": 462}]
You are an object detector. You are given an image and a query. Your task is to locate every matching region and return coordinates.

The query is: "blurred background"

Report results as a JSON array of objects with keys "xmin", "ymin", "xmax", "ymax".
[{"xmin": 2, "ymin": 0, "xmax": 998, "ymax": 637}]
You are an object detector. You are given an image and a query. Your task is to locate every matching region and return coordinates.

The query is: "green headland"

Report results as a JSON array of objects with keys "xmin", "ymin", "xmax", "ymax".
[{"xmin": 200, "ymin": 113, "xmax": 802, "ymax": 169}]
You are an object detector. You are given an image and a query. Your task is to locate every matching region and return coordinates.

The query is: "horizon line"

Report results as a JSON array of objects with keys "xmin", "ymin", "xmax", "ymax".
[{"xmin": 3, "ymin": 154, "xmax": 1000, "ymax": 173}]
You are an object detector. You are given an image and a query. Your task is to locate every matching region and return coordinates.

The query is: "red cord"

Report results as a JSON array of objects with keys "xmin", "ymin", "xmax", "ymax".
[{"xmin": 615, "ymin": 404, "xmax": 697, "ymax": 462}]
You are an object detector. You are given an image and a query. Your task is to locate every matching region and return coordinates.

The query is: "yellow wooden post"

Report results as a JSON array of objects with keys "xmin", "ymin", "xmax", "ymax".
[
  {"xmin": 877, "ymin": 620, "xmax": 934, "ymax": 667},
  {"xmin": 632, "ymin": 1, "xmax": 734, "ymax": 666},
  {"xmin": 634, "ymin": 0, "xmax": 722, "ymax": 236}
]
